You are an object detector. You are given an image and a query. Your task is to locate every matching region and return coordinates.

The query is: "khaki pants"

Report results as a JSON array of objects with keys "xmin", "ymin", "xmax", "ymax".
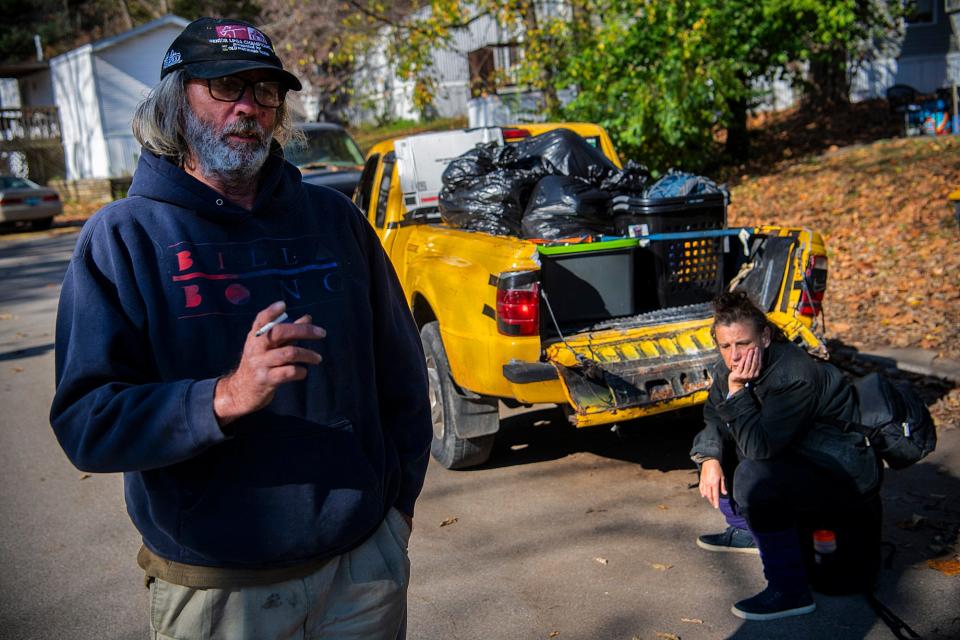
[{"xmin": 149, "ymin": 509, "xmax": 411, "ymax": 640}]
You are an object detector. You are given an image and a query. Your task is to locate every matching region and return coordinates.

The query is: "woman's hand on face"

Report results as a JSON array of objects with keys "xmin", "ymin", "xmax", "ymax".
[
  {"xmin": 728, "ymin": 346, "xmax": 761, "ymax": 395},
  {"xmin": 699, "ymin": 458, "xmax": 726, "ymax": 509}
]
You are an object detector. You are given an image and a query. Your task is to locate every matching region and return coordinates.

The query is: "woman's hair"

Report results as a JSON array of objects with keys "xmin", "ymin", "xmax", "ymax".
[
  {"xmin": 712, "ymin": 291, "xmax": 782, "ymax": 340},
  {"xmin": 132, "ymin": 70, "xmax": 296, "ymax": 164}
]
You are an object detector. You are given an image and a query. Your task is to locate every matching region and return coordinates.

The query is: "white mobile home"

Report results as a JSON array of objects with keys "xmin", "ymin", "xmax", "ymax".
[{"xmin": 50, "ymin": 15, "xmax": 189, "ymax": 180}]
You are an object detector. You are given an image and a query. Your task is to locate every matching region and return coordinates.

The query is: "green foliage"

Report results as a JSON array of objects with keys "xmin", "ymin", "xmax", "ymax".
[
  {"xmin": 561, "ymin": 1, "xmax": 746, "ymax": 172},
  {"xmin": 3, "ymin": 0, "xmax": 903, "ymax": 174},
  {"xmin": 559, "ymin": 0, "xmax": 902, "ymax": 173},
  {"xmin": 351, "ymin": 0, "xmax": 900, "ymax": 171}
]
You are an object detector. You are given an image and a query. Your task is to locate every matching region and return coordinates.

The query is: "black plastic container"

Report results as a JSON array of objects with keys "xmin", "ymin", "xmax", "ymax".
[
  {"xmin": 611, "ymin": 192, "xmax": 726, "ymax": 236},
  {"xmin": 539, "ymin": 247, "xmax": 636, "ymax": 328},
  {"xmin": 653, "ymin": 236, "xmax": 724, "ymax": 307},
  {"xmin": 797, "ymin": 492, "xmax": 883, "ymax": 595},
  {"xmin": 612, "ymin": 193, "xmax": 726, "ymax": 308}
]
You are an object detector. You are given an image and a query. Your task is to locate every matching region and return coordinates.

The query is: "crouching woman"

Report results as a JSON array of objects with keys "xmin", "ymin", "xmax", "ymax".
[{"xmin": 690, "ymin": 291, "xmax": 879, "ymax": 620}]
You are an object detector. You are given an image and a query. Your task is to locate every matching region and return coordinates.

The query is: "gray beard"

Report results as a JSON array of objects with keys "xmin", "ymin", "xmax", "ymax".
[{"xmin": 184, "ymin": 107, "xmax": 272, "ymax": 189}]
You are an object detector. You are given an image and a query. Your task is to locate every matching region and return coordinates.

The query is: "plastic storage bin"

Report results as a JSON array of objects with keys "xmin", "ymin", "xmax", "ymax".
[{"xmin": 612, "ymin": 193, "xmax": 726, "ymax": 308}]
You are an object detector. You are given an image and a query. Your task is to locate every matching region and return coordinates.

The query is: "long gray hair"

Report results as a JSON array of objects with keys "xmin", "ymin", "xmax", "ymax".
[{"xmin": 132, "ymin": 69, "xmax": 296, "ymax": 164}]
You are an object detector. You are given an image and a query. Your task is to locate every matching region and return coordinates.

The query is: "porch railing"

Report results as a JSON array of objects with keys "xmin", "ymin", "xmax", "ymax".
[{"xmin": 1, "ymin": 106, "xmax": 61, "ymax": 143}]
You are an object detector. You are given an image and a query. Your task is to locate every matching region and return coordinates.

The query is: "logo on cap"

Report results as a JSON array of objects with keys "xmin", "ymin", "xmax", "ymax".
[
  {"xmin": 162, "ymin": 49, "xmax": 182, "ymax": 70},
  {"xmin": 215, "ymin": 25, "xmax": 269, "ymax": 46}
]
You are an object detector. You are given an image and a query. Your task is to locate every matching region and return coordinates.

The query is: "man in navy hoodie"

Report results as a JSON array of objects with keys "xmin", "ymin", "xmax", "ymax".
[{"xmin": 50, "ymin": 17, "xmax": 432, "ymax": 639}]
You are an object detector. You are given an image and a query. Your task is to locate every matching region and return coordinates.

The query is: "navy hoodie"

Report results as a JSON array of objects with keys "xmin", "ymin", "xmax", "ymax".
[{"xmin": 50, "ymin": 149, "xmax": 432, "ymax": 568}]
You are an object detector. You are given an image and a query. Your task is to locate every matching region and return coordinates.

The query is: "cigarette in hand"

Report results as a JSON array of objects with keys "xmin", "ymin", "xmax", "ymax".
[{"xmin": 255, "ymin": 312, "xmax": 288, "ymax": 337}]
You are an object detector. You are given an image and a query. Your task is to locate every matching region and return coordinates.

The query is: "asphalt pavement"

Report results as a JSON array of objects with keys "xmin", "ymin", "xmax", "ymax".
[{"xmin": 1, "ymin": 229, "xmax": 957, "ymax": 640}]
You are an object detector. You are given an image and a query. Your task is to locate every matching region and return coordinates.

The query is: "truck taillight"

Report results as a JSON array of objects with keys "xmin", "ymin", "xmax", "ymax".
[
  {"xmin": 501, "ymin": 127, "xmax": 531, "ymax": 141},
  {"xmin": 496, "ymin": 273, "xmax": 539, "ymax": 336},
  {"xmin": 799, "ymin": 254, "xmax": 827, "ymax": 317}
]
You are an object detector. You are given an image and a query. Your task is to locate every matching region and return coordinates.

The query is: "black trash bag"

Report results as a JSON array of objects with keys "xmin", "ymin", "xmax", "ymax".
[
  {"xmin": 521, "ymin": 176, "xmax": 615, "ymax": 240},
  {"xmin": 442, "ymin": 151, "xmax": 495, "ymax": 188},
  {"xmin": 644, "ymin": 169, "xmax": 729, "ymax": 202},
  {"xmin": 440, "ymin": 166, "xmax": 543, "ymax": 236},
  {"xmin": 440, "ymin": 129, "xmax": 622, "ymax": 236},
  {"xmin": 441, "ymin": 142, "xmax": 527, "ymax": 188},
  {"xmin": 600, "ymin": 159, "xmax": 651, "ymax": 194},
  {"xmin": 512, "ymin": 128, "xmax": 618, "ymax": 182}
]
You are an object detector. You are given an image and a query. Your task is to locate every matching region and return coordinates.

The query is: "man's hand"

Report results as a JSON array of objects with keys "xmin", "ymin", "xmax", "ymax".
[
  {"xmin": 214, "ymin": 301, "xmax": 326, "ymax": 426},
  {"xmin": 698, "ymin": 458, "xmax": 726, "ymax": 510},
  {"xmin": 727, "ymin": 346, "xmax": 761, "ymax": 396}
]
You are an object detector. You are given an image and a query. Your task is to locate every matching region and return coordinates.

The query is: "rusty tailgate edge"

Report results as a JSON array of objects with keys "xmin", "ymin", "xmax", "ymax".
[{"xmin": 556, "ymin": 351, "xmax": 717, "ymax": 416}]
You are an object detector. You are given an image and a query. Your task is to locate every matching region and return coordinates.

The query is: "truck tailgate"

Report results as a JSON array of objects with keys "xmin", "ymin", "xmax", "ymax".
[{"xmin": 544, "ymin": 312, "xmax": 718, "ymax": 426}]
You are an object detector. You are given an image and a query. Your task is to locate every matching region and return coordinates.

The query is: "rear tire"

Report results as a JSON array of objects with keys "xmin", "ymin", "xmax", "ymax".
[{"xmin": 421, "ymin": 321, "xmax": 497, "ymax": 469}]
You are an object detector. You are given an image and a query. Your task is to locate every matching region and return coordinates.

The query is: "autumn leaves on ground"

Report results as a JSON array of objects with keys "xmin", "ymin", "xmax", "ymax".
[
  {"xmin": 731, "ymin": 135, "xmax": 959, "ymax": 360},
  {"xmin": 726, "ymin": 103, "xmax": 960, "ymax": 428}
]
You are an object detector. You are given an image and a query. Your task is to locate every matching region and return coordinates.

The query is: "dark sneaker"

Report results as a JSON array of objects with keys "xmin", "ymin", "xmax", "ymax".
[
  {"xmin": 732, "ymin": 586, "xmax": 816, "ymax": 620},
  {"xmin": 697, "ymin": 526, "xmax": 760, "ymax": 554}
]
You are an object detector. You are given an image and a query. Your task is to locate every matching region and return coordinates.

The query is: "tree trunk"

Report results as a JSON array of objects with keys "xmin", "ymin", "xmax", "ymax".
[
  {"xmin": 804, "ymin": 45, "xmax": 849, "ymax": 112},
  {"xmin": 522, "ymin": 3, "xmax": 559, "ymax": 114},
  {"xmin": 725, "ymin": 94, "xmax": 749, "ymax": 163},
  {"xmin": 117, "ymin": 0, "xmax": 134, "ymax": 31}
]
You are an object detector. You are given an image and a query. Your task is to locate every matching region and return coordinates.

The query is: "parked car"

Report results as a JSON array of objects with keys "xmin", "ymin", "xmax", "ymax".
[
  {"xmin": 0, "ymin": 176, "xmax": 62, "ymax": 230},
  {"xmin": 284, "ymin": 123, "xmax": 364, "ymax": 196}
]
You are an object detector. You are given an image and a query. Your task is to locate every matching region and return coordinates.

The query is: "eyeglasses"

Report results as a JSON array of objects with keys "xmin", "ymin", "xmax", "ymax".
[{"xmin": 205, "ymin": 76, "xmax": 286, "ymax": 108}]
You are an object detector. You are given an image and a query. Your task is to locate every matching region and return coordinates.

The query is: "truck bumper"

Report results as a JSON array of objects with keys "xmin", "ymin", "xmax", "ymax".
[
  {"xmin": 554, "ymin": 352, "xmax": 716, "ymax": 427},
  {"xmin": 541, "ymin": 317, "xmax": 719, "ymax": 427},
  {"xmin": 503, "ymin": 361, "xmax": 559, "ymax": 383}
]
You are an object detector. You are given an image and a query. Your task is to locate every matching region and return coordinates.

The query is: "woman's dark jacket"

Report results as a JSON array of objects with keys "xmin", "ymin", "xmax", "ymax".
[{"xmin": 690, "ymin": 340, "xmax": 880, "ymax": 495}]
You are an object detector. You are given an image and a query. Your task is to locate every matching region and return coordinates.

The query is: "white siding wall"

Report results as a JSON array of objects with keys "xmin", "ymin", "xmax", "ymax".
[
  {"xmin": 349, "ymin": 47, "xmax": 415, "ymax": 124},
  {"xmin": 896, "ymin": 54, "xmax": 952, "ymax": 92},
  {"xmin": 349, "ymin": 11, "xmax": 510, "ymax": 123},
  {"xmin": 51, "ymin": 46, "xmax": 108, "ymax": 180},
  {"xmin": 0, "ymin": 78, "xmax": 19, "ymax": 108},
  {"xmin": 850, "ymin": 57, "xmax": 900, "ymax": 101},
  {"xmin": 430, "ymin": 14, "xmax": 503, "ymax": 118},
  {"xmin": 95, "ymin": 24, "xmax": 183, "ymax": 177},
  {"xmin": 752, "ymin": 73, "xmax": 800, "ymax": 112}
]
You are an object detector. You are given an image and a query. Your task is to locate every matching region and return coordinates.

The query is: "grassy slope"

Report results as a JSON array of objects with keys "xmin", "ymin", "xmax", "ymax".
[
  {"xmin": 729, "ymin": 135, "xmax": 960, "ymax": 361},
  {"xmin": 728, "ymin": 134, "xmax": 960, "ymax": 428}
]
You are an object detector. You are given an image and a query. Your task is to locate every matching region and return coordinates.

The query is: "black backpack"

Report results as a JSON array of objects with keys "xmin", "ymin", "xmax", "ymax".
[{"xmin": 830, "ymin": 372, "xmax": 937, "ymax": 469}]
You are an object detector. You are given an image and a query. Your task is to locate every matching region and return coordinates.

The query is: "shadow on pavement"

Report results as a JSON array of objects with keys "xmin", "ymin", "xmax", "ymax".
[
  {"xmin": 719, "ymin": 454, "xmax": 960, "ymax": 640},
  {"xmin": 0, "ymin": 232, "xmax": 77, "ymax": 307},
  {"xmin": 0, "ymin": 342, "xmax": 54, "ymax": 361},
  {"xmin": 467, "ymin": 358, "xmax": 959, "ymax": 638},
  {"xmin": 827, "ymin": 338, "xmax": 957, "ymax": 405},
  {"xmin": 482, "ymin": 404, "xmax": 705, "ymax": 473}
]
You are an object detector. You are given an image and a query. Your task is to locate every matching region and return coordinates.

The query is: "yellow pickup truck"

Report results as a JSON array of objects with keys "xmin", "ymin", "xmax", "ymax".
[{"xmin": 354, "ymin": 123, "xmax": 829, "ymax": 468}]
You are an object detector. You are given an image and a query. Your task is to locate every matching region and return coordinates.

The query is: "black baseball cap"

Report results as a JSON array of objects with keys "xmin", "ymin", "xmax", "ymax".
[{"xmin": 160, "ymin": 17, "xmax": 302, "ymax": 91}]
